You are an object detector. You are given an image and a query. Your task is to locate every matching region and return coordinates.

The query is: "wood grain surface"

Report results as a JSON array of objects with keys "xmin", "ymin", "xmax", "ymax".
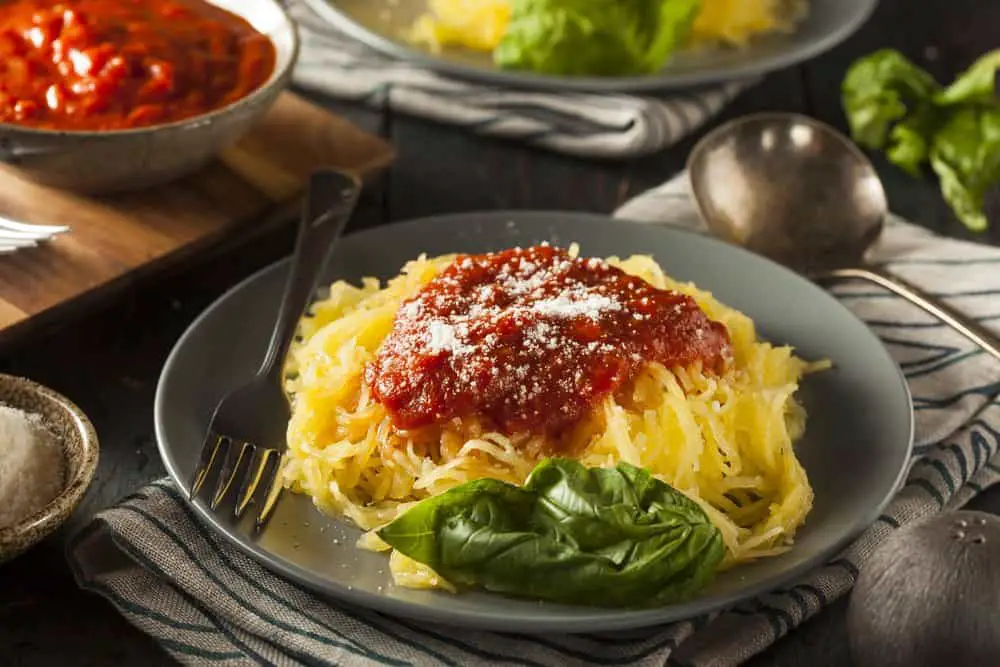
[{"xmin": 0, "ymin": 93, "xmax": 394, "ymax": 345}]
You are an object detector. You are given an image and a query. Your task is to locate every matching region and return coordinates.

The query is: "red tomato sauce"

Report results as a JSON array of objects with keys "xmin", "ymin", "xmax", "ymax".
[
  {"xmin": 0, "ymin": 0, "xmax": 276, "ymax": 130},
  {"xmin": 367, "ymin": 245, "xmax": 733, "ymax": 440}
]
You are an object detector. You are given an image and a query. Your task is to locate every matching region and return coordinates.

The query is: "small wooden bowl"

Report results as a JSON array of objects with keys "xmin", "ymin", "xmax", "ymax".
[{"xmin": 0, "ymin": 374, "xmax": 99, "ymax": 564}]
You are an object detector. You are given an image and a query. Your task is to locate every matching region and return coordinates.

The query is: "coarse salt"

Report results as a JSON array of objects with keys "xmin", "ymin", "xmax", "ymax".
[{"xmin": 0, "ymin": 404, "xmax": 65, "ymax": 529}]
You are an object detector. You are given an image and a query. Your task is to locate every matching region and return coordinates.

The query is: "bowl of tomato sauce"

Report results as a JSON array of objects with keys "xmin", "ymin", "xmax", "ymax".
[{"xmin": 0, "ymin": 0, "xmax": 298, "ymax": 194}]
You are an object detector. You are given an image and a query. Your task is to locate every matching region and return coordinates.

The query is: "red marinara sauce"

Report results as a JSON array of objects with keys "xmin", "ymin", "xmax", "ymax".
[
  {"xmin": 0, "ymin": 0, "xmax": 275, "ymax": 130},
  {"xmin": 367, "ymin": 245, "xmax": 733, "ymax": 440}
]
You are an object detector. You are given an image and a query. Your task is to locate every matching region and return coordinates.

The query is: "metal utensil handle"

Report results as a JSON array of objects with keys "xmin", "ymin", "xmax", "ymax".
[
  {"xmin": 823, "ymin": 266, "xmax": 1000, "ymax": 363},
  {"xmin": 256, "ymin": 169, "xmax": 362, "ymax": 381}
]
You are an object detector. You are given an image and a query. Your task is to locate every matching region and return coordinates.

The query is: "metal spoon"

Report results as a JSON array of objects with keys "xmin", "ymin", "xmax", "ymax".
[{"xmin": 687, "ymin": 112, "xmax": 1000, "ymax": 363}]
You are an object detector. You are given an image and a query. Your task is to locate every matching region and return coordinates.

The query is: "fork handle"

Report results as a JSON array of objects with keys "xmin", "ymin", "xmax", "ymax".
[{"xmin": 257, "ymin": 169, "xmax": 362, "ymax": 382}]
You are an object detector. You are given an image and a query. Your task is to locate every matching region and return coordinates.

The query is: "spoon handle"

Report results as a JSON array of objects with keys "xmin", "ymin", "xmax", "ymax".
[{"xmin": 822, "ymin": 266, "xmax": 1000, "ymax": 364}]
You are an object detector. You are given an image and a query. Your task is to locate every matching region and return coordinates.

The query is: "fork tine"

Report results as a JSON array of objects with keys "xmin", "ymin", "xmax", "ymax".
[
  {"xmin": 190, "ymin": 431, "xmax": 225, "ymax": 500},
  {"xmin": 0, "ymin": 217, "xmax": 69, "ymax": 234},
  {"xmin": 0, "ymin": 238, "xmax": 38, "ymax": 250},
  {"xmin": 211, "ymin": 438, "xmax": 252, "ymax": 510},
  {"xmin": 255, "ymin": 453, "xmax": 288, "ymax": 531},
  {"xmin": 0, "ymin": 228, "xmax": 55, "ymax": 240},
  {"xmin": 234, "ymin": 447, "xmax": 276, "ymax": 519}
]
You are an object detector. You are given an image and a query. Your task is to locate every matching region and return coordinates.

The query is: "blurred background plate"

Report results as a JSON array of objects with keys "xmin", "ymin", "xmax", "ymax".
[{"xmin": 300, "ymin": 0, "xmax": 879, "ymax": 92}]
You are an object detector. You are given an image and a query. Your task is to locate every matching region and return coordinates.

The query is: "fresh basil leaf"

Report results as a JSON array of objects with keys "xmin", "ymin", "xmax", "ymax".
[
  {"xmin": 885, "ymin": 109, "xmax": 938, "ymax": 177},
  {"xmin": 841, "ymin": 48, "xmax": 1000, "ymax": 231},
  {"xmin": 494, "ymin": 0, "xmax": 700, "ymax": 77},
  {"xmin": 378, "ymin": 458, "xmax": 724, "ymax": 607},
  {"xmin": 934, "ymin": 50, "xmax": 1000, "ymax": 107},
  {"xmin": 841, "ymin": 49, "xmax": 940, "ymax": 151},
  {"xmin": 929, "ymin": 107, "xmax": 1000, "ymax": 232},
  {"xmin": 643, "ymin": 0, "xmax": 701, "ymax": 73}
]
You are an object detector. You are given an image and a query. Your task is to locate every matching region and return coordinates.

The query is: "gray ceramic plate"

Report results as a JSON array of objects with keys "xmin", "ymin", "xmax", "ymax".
[
  {"xmin": 155, "ymin": 211, "xmax": 913, "ymax": 633},
  {"xmin": 300, "ymin": 0, "xmax": 878, "ymax": 92}
]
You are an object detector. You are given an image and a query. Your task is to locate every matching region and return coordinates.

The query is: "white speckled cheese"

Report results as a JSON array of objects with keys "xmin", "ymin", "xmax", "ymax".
[{"xmin": 0, "ymin": 404, "xmax": 64, "ymax": 529}]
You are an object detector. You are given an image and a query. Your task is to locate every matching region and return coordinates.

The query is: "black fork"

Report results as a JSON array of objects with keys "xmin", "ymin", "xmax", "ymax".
[{"xmin": 189, "ymin": 169, "xmax": 361, "ymax": 528}]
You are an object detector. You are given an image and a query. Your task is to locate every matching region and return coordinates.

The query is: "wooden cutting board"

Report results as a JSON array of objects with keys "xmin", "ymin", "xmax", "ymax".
[{"xmin": 0, "ymin": 93, "xmax": 394, "ymax": 345}]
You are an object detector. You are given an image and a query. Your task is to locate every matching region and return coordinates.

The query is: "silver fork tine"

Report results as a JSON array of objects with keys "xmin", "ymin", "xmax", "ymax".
[
  {"xmin": 211, "ymin": 439, "xmax": 253, "ymax": 510},
  {"xmin": 0, "ymin": 238, "xmax": 39, "ymax": 250},
  {"xmin": 256, "ymin": 453, "xmax": 288, "ymax": 530},
  {"xmin": 0, "ymin": 216, "xmax": 69, "ymax": 234},
  {"xmin": 0, "ymin": 218, "xmax": 68, "ymax": 249},
  {"xmin": 234, "ymin": 447, "xmax": 276, "ymax": 519},
  {"xmin": 0, "ymin": 227, "xmax": 57, "ymax": 240},
  {"xmin": 190, "ymin": 432, "xmax": 225, "ymax": 500}
]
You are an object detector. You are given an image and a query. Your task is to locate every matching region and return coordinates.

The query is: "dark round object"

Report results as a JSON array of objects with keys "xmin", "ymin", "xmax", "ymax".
[{"xmin": 847, "ymin": 510, "xmax": 1000, "ymax": 667}]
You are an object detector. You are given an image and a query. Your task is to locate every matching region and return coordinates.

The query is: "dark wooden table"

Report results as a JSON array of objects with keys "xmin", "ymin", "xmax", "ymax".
[{"xmin": 3, "ymin": 1, "xmax": 998, "ymax": 665}]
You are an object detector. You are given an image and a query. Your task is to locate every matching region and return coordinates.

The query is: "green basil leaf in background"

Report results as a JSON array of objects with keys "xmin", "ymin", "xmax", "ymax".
[
  {"xmin": 929, "ymin": 107, "xmax": 1000, "ymax": 232},
  {"xmin": 885, "ymin": 110, "xmax": 938, "ymax": 177},
  {"xmin": 493, "ymin": 0, "xmax": 643, "ymax": 76},
  {"xmin": 841, "ymin": 48, "xmax": 1000, "ymax": 231},
  {"xmin": 493, "ymin": 0, "xmax": 701, "ymax": 77},
  {"xmin": 642, "ymin": 0, "xmax": 701, "ymax": 73},
  {"xmin": 841, "ymin": 49, "xmax": 940, "ymax": 151},
  {"xmin": 377, "ymin": 458, "xmax": 725, "ymax": 608},
  {"xmin": 934, "ymin": 50, "xmax": 1000, "ymax": 106}
]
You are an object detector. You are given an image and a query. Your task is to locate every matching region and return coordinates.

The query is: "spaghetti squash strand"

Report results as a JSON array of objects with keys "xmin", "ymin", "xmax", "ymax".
[
  {"xmin": 283, "ymin": 251, "xmax": 816, "ymax": 587},
  {"xmin": 408, "ymin": 0, "xmax": 808, "ymax": 54}
]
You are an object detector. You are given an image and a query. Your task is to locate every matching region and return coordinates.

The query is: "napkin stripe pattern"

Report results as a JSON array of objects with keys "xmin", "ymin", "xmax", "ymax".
[
  {"xmin": 86, "ymin": 579, "xmax": 246, "ymax": 661},
  {"xmin": 287, "ymin": 1, "xmax": 751, "ymax": 159},
  {"xmin": 69, "ymin": 173, "xmax": 1000, "ymax": 666},
  {"xmin": 91, "ymin": 497, "xmax": 413, "ymax": 666},
  {"xmin": 100, "ymin": 521, "xmax": 323, "ymax": 665}
]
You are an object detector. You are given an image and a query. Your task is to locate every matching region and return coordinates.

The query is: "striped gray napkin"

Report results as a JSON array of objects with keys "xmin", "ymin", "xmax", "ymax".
[
  {"xmin": 288, "ymin": 1, "xmax": 751, "ymax": 159},
  {"xmin": 68, "ymin": 173, "xmax": 1000, "ymax": 666}
]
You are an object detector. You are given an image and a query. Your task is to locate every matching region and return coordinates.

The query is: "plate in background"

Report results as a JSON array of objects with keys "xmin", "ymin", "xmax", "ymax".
[
  {"xmin": 155, "ymin": 211, "xmax": 912, "ymax": 633},
  {"xmin": 300, "ymin": 0, "xmax": 878, "ymax": 92}
]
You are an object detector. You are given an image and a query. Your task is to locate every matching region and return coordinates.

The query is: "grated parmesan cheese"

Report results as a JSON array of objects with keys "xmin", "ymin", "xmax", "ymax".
[
  {"xmin": 532, "ymin": 290, "xmax": 621, "ymax": 319},
  {"xmin": 426, "ymin": 320, "xmax": 473, "ymax": 355},
  {"xmin": 0, "ymin": 404, "xmax": 65, "ymax": 529}
]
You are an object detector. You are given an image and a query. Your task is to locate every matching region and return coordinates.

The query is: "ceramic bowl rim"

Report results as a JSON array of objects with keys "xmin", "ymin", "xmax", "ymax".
[{"xmin": 0, "ymin": 374, "xmax": 100, "ymax": 549}]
